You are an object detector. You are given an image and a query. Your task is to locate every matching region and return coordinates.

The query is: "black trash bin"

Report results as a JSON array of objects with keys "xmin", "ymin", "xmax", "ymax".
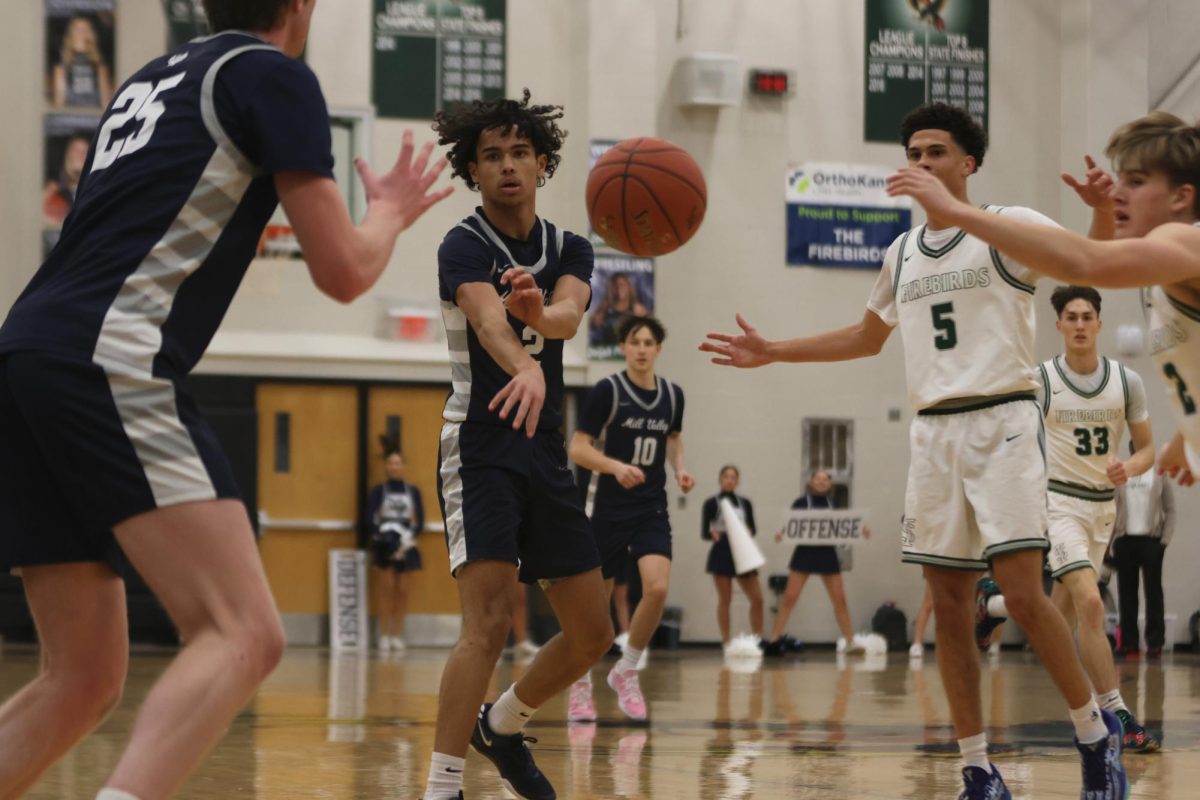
[{"xmin": 653, "ymin": 606, "xmax": 683, "ymax": 649}]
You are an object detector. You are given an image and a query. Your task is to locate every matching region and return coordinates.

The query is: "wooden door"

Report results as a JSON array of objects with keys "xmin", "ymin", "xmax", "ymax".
[
  {"xmin": 366, "ymin": 386, "xmax": 460, "ymax": 615},
  {"xmin": 256, "ymin": 383, "xmax": 358, "ymax": 624}
]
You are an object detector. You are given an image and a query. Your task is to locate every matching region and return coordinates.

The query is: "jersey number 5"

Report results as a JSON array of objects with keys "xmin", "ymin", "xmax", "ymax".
[
  {"xmin": 92, "ymin": 72, "xmax": 187, "ymax": 172},
  {"xmin": 931, "ymin": 302, "xmax": 957, "ymax": 350}
]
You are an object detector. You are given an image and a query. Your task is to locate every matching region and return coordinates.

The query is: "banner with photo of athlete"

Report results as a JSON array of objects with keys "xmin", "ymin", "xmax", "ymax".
[
  {"xmin": 587, "ymin": 253, "xmax": 655, "ymax": 361},
  {"xmin": 42, "ymin": 113, "xmax": 100, "ymax": 258},
  {"xmin": 785, "ymin": 162, "xmax": 912, "ymax": 269},
  {"xmin": 45, "ymin": 0, "xmax": 115, "ymax": 111}
]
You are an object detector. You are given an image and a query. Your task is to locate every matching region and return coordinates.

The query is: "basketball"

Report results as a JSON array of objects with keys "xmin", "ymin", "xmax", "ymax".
[{"xmin": 585, "ymin": 137, "xmax": 707, "ymax": 257}]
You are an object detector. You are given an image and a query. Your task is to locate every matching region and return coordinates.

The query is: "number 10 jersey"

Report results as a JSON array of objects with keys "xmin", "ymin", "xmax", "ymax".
[{"xmin": 579, "ymin": 372, "xmax": 684, "ymax": 520}]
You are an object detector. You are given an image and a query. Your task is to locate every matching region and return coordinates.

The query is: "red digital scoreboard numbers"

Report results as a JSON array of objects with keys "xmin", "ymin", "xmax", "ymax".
[{"xmin": 749, "ymin": 69, "xmax": 789, "ymax": 97}]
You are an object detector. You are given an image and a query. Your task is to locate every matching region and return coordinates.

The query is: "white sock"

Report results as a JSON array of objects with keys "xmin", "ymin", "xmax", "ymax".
[
  {"xmin": 1070, "ymin": 698, "xmax": 1108, "ymax": 744},
  {"xmin": 617, "ymin": 645, "xmax": 642, "ymax": 673},
  {"xmin": 488, "ymin": 684, "xmax": 537, "ymax": 736},
  {"xmin": 96, "ymin": 791, "xmax": 142, "ymax": 800},
  {"xmin": 1097, "ymin": 689, "xmax": 1129, "ymax": 715},
  {"xmin": 577, "ymin": 670, "xmax": 593, "ymax": 686},
  {"xmin": 986, "ymin": 595, "xmax": 1008, "ymax": 618},
  {"xmin": 423, "ymin": 752, "xmax": 465, "ymax": 800},
  {"xmin": 958, "ymin": 732, "xmax": 990, "ymax": 771}
]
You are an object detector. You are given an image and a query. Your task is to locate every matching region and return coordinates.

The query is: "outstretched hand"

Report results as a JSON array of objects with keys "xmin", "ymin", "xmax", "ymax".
[
  {"xmin": 699, "ymin": 314, "xmax": 772, "ymax": 368},
  {"xmin": 1061, "ymin": 155, "xmax": 1114, "ymax": 210},
  {"xmin": 354, "ymin": 129, "xmax": 453, "ymax": 234},
  {"xmin": 502, "ymin": 267, "xmax": 545, "ymax": 328}
]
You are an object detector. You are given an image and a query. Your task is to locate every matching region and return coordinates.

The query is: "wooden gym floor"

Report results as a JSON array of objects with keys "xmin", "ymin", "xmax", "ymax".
[{"xmin": 4, "ymin": 645, "xmax": 1197, "ymax": 798}]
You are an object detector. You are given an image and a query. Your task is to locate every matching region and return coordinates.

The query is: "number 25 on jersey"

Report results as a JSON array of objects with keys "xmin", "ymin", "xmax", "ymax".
[{"xmin": 92, "ymin": 73, "xmax": 186, "ymax": 172}]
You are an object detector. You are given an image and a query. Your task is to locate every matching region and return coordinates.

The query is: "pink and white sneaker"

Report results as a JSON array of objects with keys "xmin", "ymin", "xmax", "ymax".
[
  {"xmin": 568, "ymin": 679, "xmax": 596, "ymax": 722},
  {"xmin": 606, "ymin": 666, "xmax": 647, "ymax": 720}
]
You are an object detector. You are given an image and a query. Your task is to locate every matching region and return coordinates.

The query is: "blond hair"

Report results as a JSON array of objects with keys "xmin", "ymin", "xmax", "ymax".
[{"xmin": 1105, "ymin": 111, "xmax": 1200, "ymax": 215}]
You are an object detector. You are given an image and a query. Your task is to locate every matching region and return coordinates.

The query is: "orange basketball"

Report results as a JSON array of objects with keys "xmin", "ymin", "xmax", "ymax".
[{"xmin": 585, "ymin": 137, "xmax": 707, "ymax": 257}]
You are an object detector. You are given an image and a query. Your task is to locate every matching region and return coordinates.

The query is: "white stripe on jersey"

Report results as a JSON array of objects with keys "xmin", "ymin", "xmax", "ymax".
[
  {"xmin": 1146, "ymin": 284, "xmax": 1200, "ymax": 457},
  {"xmin": 439, "ymin": 422, "xmax": 469, "ymax": 574},
  {"xmin": 441, "ymin": 300, "xmax": 472, "ymax": 421},
  {"xmin": 1041, "ymin": 356, "xmax": 1129, "ymax": 491}
]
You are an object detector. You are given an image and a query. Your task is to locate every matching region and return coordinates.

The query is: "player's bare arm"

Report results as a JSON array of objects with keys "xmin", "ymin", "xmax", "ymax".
[
  {"xmin": 568, "ymin": 431, "xmax": 645, "ymax": 488},
  {"xmin": 279, "ymin": 129, "xmax": 453, "ymax": 302},
  {"xmin": 700, "ymin": 310, "xmax": 892, "ymax": 367},
  {"xmin": 1108, "ymin": 418, "xmax": 1154, "ymax": 487},
  {"xmin": 456, "ymin": 281, "xmax": 545, "ymax": 437},
  {"xmin": 888, "ymin": 166, "xmax": 1200, "ymax": 291},
  {"xmin": 665, "ymin": 433, "xmax": 694, "ymax": 493},
  {"xmin": 1062, "ymin": 155, "xmax": 1116, "ymax": 241},
  {"xmin": 504, "ymin": 270, "xmax": 590, "ymax": 339}
]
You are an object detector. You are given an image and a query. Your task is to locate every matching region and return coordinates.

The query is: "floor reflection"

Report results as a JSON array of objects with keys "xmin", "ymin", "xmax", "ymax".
[{"xmin": 2, "ymin": 644, "xmax": 1197, "ymax": 799}]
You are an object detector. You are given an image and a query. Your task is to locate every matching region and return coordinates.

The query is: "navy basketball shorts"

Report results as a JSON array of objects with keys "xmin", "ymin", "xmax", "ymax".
[
  {"xmin": 437, "ymin": 421, "xmax": 600, "ymax": 583},
  {"xmin": 592, "ymin": 508, "xmax": 672, "ymax": 581},
  {"xmin": 0, "ymin": 352, "xmax": 241, "ymax": 571}
]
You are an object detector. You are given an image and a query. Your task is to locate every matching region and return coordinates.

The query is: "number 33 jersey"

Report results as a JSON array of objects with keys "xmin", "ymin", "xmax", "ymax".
[
  {"xmin": 1038, "ymin": 355, "xmax": 1147, "ymax": 495},
  {"xmin": 438, "ymin": 209, "xmax": 594, "ymax": 431},
  {"xmin": 867, "ymin": 205, "xmax": 1056, "ymax": 411},
  {"xmin": 0, "ymin": 32, "xmax": 334, "ymax": 377},
  {"xmin": 579, "ymin": 372, "xmax": 684, "ymax": 519}
]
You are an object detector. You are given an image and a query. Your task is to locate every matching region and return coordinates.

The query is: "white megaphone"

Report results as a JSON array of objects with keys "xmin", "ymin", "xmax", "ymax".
[{"xmin": 719, "ymin": 497, "xmax": 765, "ymax": 575}]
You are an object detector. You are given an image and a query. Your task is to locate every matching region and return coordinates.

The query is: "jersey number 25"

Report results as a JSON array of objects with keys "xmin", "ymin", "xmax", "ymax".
[{"xmin": 92, "ymin": 73, "xmax": 187, "ymax": 172}]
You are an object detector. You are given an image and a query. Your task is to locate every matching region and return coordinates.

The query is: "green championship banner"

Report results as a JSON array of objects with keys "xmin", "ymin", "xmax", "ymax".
[
  {"xmin": 863, "ymin": 0, "xmax": 988, "ymax": 143},
  {"xmin": 372, "ymin": 0, "xmax": 506, "ymax": 119}
]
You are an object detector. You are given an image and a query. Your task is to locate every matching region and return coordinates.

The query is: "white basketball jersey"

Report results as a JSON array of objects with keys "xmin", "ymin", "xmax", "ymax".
[
  {"xmin": 1145, "ymin": 284, "xmax": 1200, "ymax": 463},
  {"xmin": 868, "ymin": 205, "xmax": 1052, "ymax": 411},
  {"xmin": 1040, "ymin": 356, "xmax": 1130, "ymax": 495}
]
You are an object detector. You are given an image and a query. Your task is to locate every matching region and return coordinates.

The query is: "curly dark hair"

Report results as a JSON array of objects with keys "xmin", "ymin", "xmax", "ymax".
[
  {"xmin": 431, "ymin": 89, "xmax": 567, "ymax": 191},
  {"xmin": 900, "ymin": 103, "xmax": 988, "ymax": 172},
  {"xmin": 1050, "ymin": 285, "xmax": 1102, "ymax": 318}
]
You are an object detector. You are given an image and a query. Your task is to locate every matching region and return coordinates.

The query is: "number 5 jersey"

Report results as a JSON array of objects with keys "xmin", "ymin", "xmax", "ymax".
[{"xmin": 866, "ymin": 205, "xmax": 1056, "ymax": 411}]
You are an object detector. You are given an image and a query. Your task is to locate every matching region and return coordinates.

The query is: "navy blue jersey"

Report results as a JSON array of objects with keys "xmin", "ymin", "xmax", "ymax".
[
  {"xmin": 0, "ymin": 32, "xmax": 333, "ymax": 377},
  {"xmin": 438, "ymin": 208, "xmax": 593, "ymax": 431},
  {"xmin": 579, "ymin": 372, "xmax": 684, "ymax": 519},
  {"xmin": 367, "ymin": 480, "xmax": 425, "ymax": 535}
]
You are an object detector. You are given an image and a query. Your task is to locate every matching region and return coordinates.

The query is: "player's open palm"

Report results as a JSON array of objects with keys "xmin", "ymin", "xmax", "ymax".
[
  {"xmin": 502, "ymin": 267, "xmax": 545, "ymax": 328},
  {"xmin": 355, "ymin": 129, "xmax": 454, "ymax": 234},
  {"xmin": 701, "ymin": 314, "xmax": 771, "ymax": 368},
  {"xmin": 1061, "ymin": 155, "xmax": 1114, "ymax": 210}
]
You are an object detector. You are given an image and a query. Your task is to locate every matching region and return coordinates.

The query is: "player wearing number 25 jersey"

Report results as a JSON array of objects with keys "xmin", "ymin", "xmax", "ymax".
[{"xmin": 0, "ymin": 30, "xmax": 334, "ymax": 559}]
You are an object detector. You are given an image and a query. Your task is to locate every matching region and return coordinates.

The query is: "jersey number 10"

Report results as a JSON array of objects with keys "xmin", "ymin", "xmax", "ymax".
[
  {"xmin": 630, "ymin": 436, "xmax": 658, "ymax": 467},
  {"xmin": 92, "ymin": 72, "xmax": 187, "ymax": 172}
]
